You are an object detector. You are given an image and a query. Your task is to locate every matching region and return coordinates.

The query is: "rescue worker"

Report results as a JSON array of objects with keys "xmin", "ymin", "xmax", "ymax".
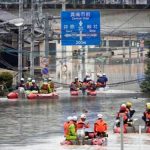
[
  {"xmin": 70, "ymin": 77, "xmax": 81, "ymax": 91},
  {"xmin": 83, "ymin": 73, "xmax": 90, "ymax": 83},
  {"xmin": 80, "ymin": 81, "xmax": 87, "ymax": 95},
  {"xmin": 25, "ymin": 77, "xmax": 32, "ymax": 90},
  {"xmin": 16, "ymin": 78, "xmax": 25, "ymax": 89},
  {"xmin": 102, "ymin": 73, "xmax": 108, "ymax": 84},
  {"xmin": 65, "ymin": 116, "xmax": 78, "ymax": 142},
  {"xmin": 142, "ymin": 103, "xmax": 150, "ymax": 126},
  {"xmin": 94, "ymin": 114, "xmax": 108, "ymax": 137},
  {"xmin": 77, "ymin": 114, "xmax": 90, "ymax": 129},
  {"xmin": 96, "ymin": 73, "xmax": 106, "ymax": 88},
  {"xmin": 72, "ymin": 116, "xmax": 78, "ymax": 132},
  {"xmin": 29, "ymin": 79, "xmax": 40, "ymax": 93},
  {"xmin": 126, "ymin": 102, "xmax": 135, "ymax": 119},
  {"xmin": 48, "ymin": 78, "xmax": 55, "ymax": 93},
  {"xmin": 40, "ymin": 78, "xmax": 51, "ymax": 94},
  {"xmin": 116, "ymin": 104, "xmax": 129, "ymax": 126},
  {"xmin": 64, "ymin": 116, "xmax": 72, "ymax": 137},
  {"xmin": 86, "ymin": 77, "xmax": 93, "ymax": 90},
  {"xmin": 87, "ymin": 80, "xmax": 96, "ymax": 91}
]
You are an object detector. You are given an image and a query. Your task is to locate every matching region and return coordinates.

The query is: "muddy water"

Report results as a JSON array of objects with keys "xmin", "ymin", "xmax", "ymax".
[{"xmin": 0, "ymin": 95, "xmax": 149, "ymax": 150}]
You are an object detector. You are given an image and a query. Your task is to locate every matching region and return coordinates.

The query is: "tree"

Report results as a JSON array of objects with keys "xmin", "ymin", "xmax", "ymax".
[
  {"xmin": 0, "ymin": 72, "xmax": 13, "ymax": 90},
  {"xmin": 140, "ymin": 48, "xmax": 150, "ymax": 93}
]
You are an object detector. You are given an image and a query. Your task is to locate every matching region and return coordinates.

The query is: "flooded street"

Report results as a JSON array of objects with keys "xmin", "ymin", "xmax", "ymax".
[{"xmin": 0, "ymin": 92, "xmax": 150, "ymax": 150}]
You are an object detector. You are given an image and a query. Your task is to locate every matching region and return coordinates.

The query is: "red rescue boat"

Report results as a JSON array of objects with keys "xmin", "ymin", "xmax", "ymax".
[
  {"xmin": 7, "ymin": 92, "xmax": 18, "ymax": 99},
  {"xmin": 27, "ymin": 92, "xmax": 59, "ymax": 100},
  {"xmin": 60, "ymin": 137, "xmax": 107, "ymax": 145},
  {"xmin": 70, "ymin": 91, "xmax": 79, "ymax": 96},
  {"xmin": 87, "ymin": 90, "xmax": 97, "ymax": 96}
]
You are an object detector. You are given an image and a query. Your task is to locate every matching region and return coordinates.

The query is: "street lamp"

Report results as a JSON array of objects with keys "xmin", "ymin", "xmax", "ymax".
[
  {"xmin": 8, "ymin": 18, "xmax": 24, "ymax": 27},
  {"xmin": 0, "ymin": 18, "xmax": 24, "ymax": 27}
]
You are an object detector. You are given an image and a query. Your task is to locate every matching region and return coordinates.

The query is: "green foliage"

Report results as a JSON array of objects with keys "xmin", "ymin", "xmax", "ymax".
[
  {"xmin": 140, "ymin": 50, "xmax": 150, "ymax": 93},
  {"xmin": 147, "ymin": 49, "xmax": 150, "ymax": 58},
  {"xmin": 0, "ymin": 72, "xmax": 13, "ymax": 90}
]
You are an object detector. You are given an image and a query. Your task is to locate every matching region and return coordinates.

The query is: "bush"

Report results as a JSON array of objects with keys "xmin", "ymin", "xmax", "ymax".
[
  {"xmin": 0, "ymin": 72, "xmax": 13, "ymax": 91},
  {"xmin": 140, "ymin": 50, "xmax": 150, "ymax": 93}
]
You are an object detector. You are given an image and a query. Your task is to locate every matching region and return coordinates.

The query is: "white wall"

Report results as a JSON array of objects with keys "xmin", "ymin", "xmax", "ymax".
[{"xmin": 136, "ymin": 0, "xmax": 147, "ymax": 4}]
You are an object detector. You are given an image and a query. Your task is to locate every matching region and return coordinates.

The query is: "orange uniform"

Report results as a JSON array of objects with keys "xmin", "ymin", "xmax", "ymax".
[
  {"xmin": 94, "ymin": 119, "xmax": 107, "ymax": 133},
  {"xmin": 77, "ymin": 119, "xmax": 90, "ymax": 129},
  {"xmin": 145, "ymin": 112, "xmax": 150, "ymax": 120},
  {"xmin": 41, "ymin": 84, "xmax": 49, "ymax": 90},
  {"xmin": 64, "ymin": 121, "xmax": 71, "ymax": 137}
]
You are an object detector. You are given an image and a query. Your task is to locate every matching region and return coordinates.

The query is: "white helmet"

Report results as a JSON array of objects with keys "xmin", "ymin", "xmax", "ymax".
[
  {"xmin": 32, "ymin": 79, "xmax": 35, "ymax": 83},
  {"xmin": 27, "ymin": 77, "xmax": 32, "ymax": 81},
  {"xmin": 121, "ymin": 104, "xmax": 126, "ymax": 107},
  {"xmin": 75, "ymin": 77, "xmax": 78, "ymax": 80},
  {"xmin": 72, "ymin": 116, "xmax": 78, "ymax": 121},
  {"xmin": 103, "ymin": 73, "xmax": 106, "ymax": 76},
  {"xmin": 86, "ymin": 77, "xmax": 91, "ymax": 81},
  {"xmin": 99, "ymin": 74, "xmax": 103, "ymax": 77},
  {"xmin": 67, "ymin": 116, "xmax": 72, "ymax": 121},
  {"xmin": 20, "ymin": 78, "xmax": 24, "ymax": 81},
  {"xmin": 81, "ymin": 114, "xmax": 86, "ymax": 119},
  {"xmin": 97, "ymin": 114, "xmax": 103, "ymax": 119},
  {"xmin": 97, "ymin": 73, "xmax": 100, "ymax": 77},
  {"xmin": 86, "ymin": 73, "xmax": 90, "ymax": 77},
  {"xmin": 48, "ymin": 78, "xmax": 52, "ymax": 81}
]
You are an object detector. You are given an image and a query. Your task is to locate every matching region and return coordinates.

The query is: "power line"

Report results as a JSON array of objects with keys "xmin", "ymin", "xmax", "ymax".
[{"xmin": 109, "ymin": 4, "xmax": 150, "ymax": 35}]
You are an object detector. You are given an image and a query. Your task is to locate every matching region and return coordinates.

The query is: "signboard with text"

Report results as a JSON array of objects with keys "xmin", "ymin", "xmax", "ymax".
[{"xmin": 61, "ymin": 11, "xmax": 101, "ymax": 46}]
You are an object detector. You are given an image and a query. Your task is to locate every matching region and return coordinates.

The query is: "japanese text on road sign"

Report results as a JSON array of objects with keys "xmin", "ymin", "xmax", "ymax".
[{"xmin": 61, "ymin": 11, "xmax": 101, "ymax": 46}]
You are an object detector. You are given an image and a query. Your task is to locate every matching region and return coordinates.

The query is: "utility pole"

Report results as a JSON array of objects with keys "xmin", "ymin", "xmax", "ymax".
[
  {"xmin": 30, "ymin": 0, "xmax": 35, "ymax": 77},
  {"xmin": 129, "ymin": 34, "xmax": 132, "ymax": 79},
  {"xmin": 62, "ymin": 0, "xmax": 66, "ymax": 61},
  {"xmin": 122, "ymin": 36, "xmax": 126, "ymax": 87},
  {"xmin": 82, "ymin": 46, "xmax": 85, "ymax": 79},
  {"xmin": 18, "ymin": 0, "xmax": 23, "ymax": 82},
  {"xmin": 44, "ymin": 14, "xmax": 49, "ymax": 58},
  {"xmin": 120, "ymin": 115, "xmax": 124, "ymax": 150},
  {"xmin": 61, "ymin": 0, "xmax": 66, "ymax": 82},
  {"xmin": 37, "ymin": 0, "xmax": 43, "ymax": 19}
]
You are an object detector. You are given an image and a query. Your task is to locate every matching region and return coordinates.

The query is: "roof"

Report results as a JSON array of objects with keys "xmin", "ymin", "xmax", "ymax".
[
  {"xmin": 0, "ymin": 9, "xmax": 17, "ymax": 22},
  {"xmin": 0, "ymin": 28, "xmax": 8, "ymax": 34}
]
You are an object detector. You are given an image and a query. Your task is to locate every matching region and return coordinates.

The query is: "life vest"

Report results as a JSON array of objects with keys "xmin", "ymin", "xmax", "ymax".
[
  {"xmin": 86, "ymin": 82, "xmax": 91, "ymax": 89},
  {"xmin": 30, "ymin": 84, "xmax": 39, "ymax": 91},
  {"xmin": 146, "ymin": 112, "xmax": 150, "ymax": 120},
  {"xmin": 26, "ymin": 82, "xmax": 32, "ymax": 89},
  {"xmin": 70, "ymin": 82, "xmax": 77, "ymax": 91},
  {"xmin": 94, "ymin": 119, "xmax": 107, "ymax": 133},
  {"xmin": 49, "ymin": 82, "xmax": 54, "ymax": 88},
  {"xmin": 64, "ymin": 121, "xmax": 71, "ymax": 137},
  {"xmin": 19, "ymin": 83, "xmax": 25, "ymax": 88},
  {"xmin": 74, "ymin": 81, "xmax": 81, "ymax": 88},
  {"xmin": 41, "ymin": 83, "xmax": 48, "ymax": 90},
  {"xmin": 65, "ymin": 121, "xmax": 74, "ymax": 136},
  {"xmin": 116, "ymin": 112, "xmax": 128, "ymax": 121},
  {"xmin": 77, "ymin": 119, "xmax": 90, "ymax": 129},
  {"xmin": 96, "ymin": 82, "xmax": 106, "ymax": 88}
]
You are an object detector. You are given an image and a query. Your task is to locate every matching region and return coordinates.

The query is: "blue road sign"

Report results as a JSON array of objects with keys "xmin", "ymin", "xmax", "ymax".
[
  {"xmin": 41, "ymin": 67, "xmax": 49, "ymax": 75},
  {"xmin": 61, "ymin": 11, "xmax": 101, "ymax": 46}
]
